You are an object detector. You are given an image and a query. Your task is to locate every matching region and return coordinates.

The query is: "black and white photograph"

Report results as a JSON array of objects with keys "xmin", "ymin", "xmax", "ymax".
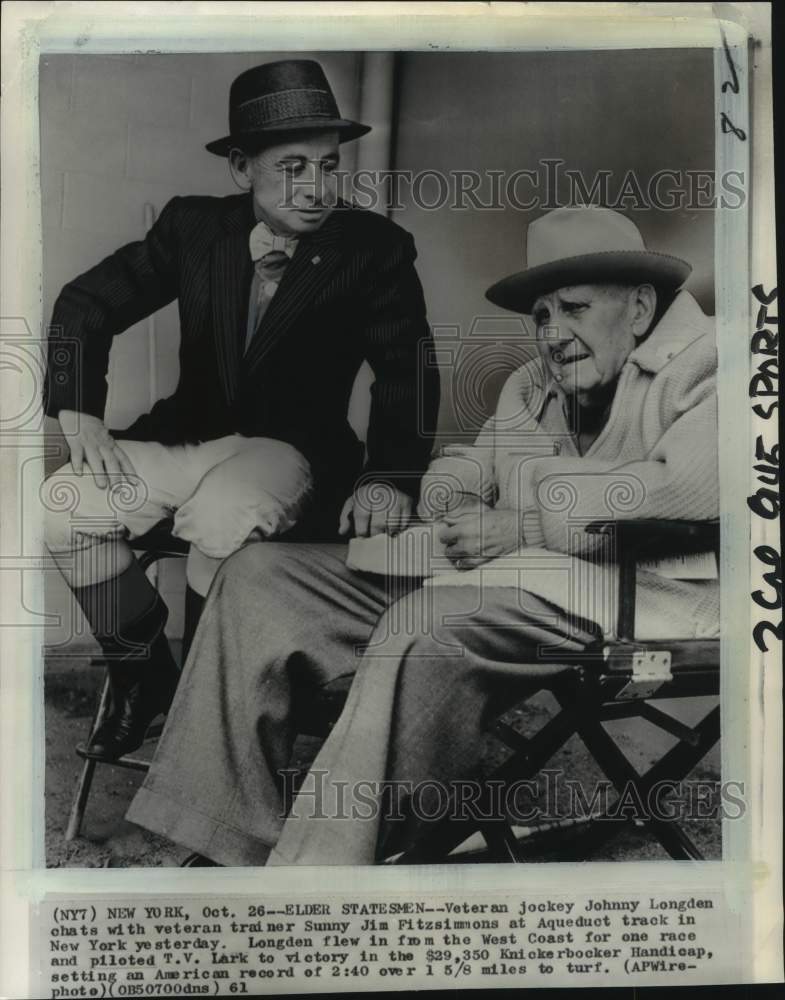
[
  {"xmin": 0, "ymin": 2, "xmax": 781, "ymax": 995},
  {"xmin": 38, "ymin": 42, "xmax": 725, "ymax": 870}
]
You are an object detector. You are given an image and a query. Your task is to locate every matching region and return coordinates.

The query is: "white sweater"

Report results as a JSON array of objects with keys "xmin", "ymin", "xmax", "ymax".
[{"xmin": 427, "ymin": 291, "xmax": 720, "ymax": 640}]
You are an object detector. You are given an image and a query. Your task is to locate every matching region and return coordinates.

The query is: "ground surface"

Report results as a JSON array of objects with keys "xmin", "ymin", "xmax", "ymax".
[{"xmin": 45, "ymin": 653, "xmax": 721, "ymax": 869}]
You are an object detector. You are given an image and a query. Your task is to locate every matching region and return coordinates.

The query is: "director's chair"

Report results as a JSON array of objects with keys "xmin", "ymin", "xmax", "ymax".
[{"xmin": 388, "ymin": 518, "xmax": 721, "ymax": 864}]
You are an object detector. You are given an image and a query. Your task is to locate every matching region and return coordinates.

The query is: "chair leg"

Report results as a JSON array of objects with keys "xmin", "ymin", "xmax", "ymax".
[
  {"xmin": 566, "ymin": 710, "xmax": 670, "ymax": 856},
  {"xmin": 65, "ymin": 757, "xmax": 97, "ymax": 841},
  {"xmin": 395, "ymin": 696, "xmax": 582, "ymax": 864},
  {"xmin": 66, "ymin": 669, "xmax": 112, "ymax": 840},
  {"xmin": 480, "ymin": 820, "xmax": 522, "ymax": 862},
  {"xmin": 560, "ymin": 696, "xmax": 720, "ymax": 861},
  {"xmin": 633, "ymin": 705, "xmax": 721, "ymax": 861},
  {"xmin": 641, "ymin": 705, "xmax": 721, "ymax": 787},
  {"xmin": 85, "ymin": 667, "xmax": 113, "ymax": 746},
  {"xmin": 645, "ymin": 816, "xmax": 704, "ymax": 861}
]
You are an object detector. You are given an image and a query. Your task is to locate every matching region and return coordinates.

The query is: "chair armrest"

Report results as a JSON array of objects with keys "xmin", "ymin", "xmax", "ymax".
[
  {"xmin": 586, "ymin": 519, "xmax": 720, "ymax": 557},
  {"xmin": 585, "ymin": 519, "xmax": 720, "ymax": 640}
]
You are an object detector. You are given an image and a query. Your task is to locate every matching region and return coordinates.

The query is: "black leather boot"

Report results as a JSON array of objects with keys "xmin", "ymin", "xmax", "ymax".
[
  {"xmin": 85, "ymin": 641, "xmax": 180, "ymax": 760},
  {"xmin": 80, "ymin": 595, "xmax": 180, "ymax": 760}
]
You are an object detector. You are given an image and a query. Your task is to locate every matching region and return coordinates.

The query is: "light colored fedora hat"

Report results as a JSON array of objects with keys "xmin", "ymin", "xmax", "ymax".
[{"xmin": 486, "ymin": 206, "xmax": 692, "ymax": 314}]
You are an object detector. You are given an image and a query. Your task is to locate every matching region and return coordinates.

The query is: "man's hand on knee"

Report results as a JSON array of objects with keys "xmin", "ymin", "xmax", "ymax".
[
  {"xmin": 339, "ymin": 482, "xmax": 414, "ymax": 538},
  {"xmin": 58, "ymin": 410, "xmax": 137, "ymax": 489}
]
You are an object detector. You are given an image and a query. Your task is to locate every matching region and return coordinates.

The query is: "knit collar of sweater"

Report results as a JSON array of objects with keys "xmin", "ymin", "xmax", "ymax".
[{"xmin": 627, "ymin": 289, "xmax": 714, "ymax": 374}]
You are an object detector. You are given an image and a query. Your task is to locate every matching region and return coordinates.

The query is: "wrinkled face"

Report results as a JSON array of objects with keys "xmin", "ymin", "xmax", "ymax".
[
  {"xmin": 230, "ymin": 130, "xmax": 340, "ymax": 236},
  {"xmin": 532, "ymin": 284, "xmax": 644, "ymax": 406}
]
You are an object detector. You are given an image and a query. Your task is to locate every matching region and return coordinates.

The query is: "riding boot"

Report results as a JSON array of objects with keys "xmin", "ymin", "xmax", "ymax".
[
  {"xmin": 72, "ymin": 562, "xmax": 180, "ymax": 760},
  {"xmin": 87, "ymin": 636, "xmax": 180, "ymax": 760}
]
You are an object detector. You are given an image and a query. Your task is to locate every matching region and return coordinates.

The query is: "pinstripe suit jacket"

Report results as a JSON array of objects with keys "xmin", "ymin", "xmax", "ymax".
[{"xmin": 44, "ymin": 193, "xmax": 439, "ymax": 537}]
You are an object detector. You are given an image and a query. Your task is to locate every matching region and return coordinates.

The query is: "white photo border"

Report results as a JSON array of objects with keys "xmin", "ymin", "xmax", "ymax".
[{"xmin": 0, "ymin": 2, "xmax": 780, "ymax": 994}]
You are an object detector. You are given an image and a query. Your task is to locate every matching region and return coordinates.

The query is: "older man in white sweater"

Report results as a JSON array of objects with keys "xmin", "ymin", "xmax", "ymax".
[{"xmin": 127, "ymin": 207, "xmax": 719, "ymax": 867}]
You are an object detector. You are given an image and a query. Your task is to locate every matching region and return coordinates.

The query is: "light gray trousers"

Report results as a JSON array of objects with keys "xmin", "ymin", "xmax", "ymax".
[{"xmin": 127, "ymin": 542, "xmax": 597, "ymax": 866}]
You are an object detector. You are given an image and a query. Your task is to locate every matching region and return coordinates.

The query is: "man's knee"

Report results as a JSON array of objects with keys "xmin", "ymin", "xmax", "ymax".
[
  {"xmin": 207, "ymin": 544, "xmax": 322, "ymax": 643},
  {"xmin": 369, "ymin": 589, "xmax": 467, "ymax": 661},
  {"xmin": 42, "ymin": 465, "xmax": 127, "ymax": 557},
  {"xmin": 185, "ymin": 547, "xmax": 228, "ymax": 598},
  {"xmin": 43, "ymin": 498, "xmax": 75, "ymax": 554},
  {"xmin": 42, "ymin": 468, "xmax": 95, "ymax": 553},
  {"xmin": 214, "ymin": 542, "xmax": 300, "ymax": 594},
  {"xmin": 173, "ymin": 439, "xmax": 312, "ymax": 557}
]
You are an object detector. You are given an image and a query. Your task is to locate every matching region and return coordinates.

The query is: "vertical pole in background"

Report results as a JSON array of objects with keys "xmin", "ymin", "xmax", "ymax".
[
  {"xmin": 354, "ymin": 52, "xmax": 397, "ymax": 219},
  {"xmin": 348, "ymin": 54, "xmax": 398, "ymax": 444},
  {"xmin": 142, "ymin": 203, "xmax": 159, "ymax": 589},
  {"xmin": 143, "ymin": 203, "xmax": 157, "ymax": 408}
]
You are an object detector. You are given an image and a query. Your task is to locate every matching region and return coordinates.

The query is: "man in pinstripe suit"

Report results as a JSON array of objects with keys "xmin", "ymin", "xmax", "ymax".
[{"xmin": 43, "ymin": 59, "xmax": 439, "ymax": 760}]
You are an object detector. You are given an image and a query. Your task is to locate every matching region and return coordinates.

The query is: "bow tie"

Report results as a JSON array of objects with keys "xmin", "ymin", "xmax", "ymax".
[{"xmin": 249, "ymin": 222, "xmax": 298, "ymax": 262}]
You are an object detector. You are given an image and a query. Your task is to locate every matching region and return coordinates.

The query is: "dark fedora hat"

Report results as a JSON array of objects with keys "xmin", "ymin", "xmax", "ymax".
[
  {"xmin": 486, "ymin": 207, "xmax": 692, "ymax": 314},
  {"xmin": 206, "ymin": 59, "xmax": 371, "ymax": 156}
]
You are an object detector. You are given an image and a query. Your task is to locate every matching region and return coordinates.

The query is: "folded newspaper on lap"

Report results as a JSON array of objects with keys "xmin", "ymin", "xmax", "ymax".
[
  {"xmin": 346, "ymin": 523, "xmax": 719, "ymax": 581},
  {"xmin": 347, "ymin": 522, "xmax": 451, "ymax": 576},
  {"xmin": 347, "ymin": 524, "xmax": 720, "ymax": 640}
]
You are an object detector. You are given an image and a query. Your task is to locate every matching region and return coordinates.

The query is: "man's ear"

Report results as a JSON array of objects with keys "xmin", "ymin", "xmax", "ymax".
[
  {"xmin": 630, "ymin": 283, "xmax": 657, "ymax": 338},
  {"xmin": 228, "ymin": 148, "xmax": 252, "ymax": 190}
]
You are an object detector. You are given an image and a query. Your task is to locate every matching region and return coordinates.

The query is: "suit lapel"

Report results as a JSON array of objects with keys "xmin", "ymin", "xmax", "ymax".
[
  {"xmin": 243, "ymin": 211, "xmax": 344, "ymax": 377},
  {"xmin": 209, "ymin": 196, "xmax": 254, "ymax": 403}
]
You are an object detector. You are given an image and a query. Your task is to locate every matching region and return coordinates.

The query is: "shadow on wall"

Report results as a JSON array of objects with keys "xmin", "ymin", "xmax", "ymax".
[{"xmin": 391, "ymin": 49, "xmax": 717, "ymax": 440}]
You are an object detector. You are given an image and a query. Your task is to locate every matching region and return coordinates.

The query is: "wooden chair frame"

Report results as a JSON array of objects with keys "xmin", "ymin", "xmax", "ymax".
[
  {"xmin": 66, "ymin": 518, "xmax": 720, "ymax": 866},
  {"xmin": 389, "ymin": 518, "xmax": 721, "ymax": 864}
]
